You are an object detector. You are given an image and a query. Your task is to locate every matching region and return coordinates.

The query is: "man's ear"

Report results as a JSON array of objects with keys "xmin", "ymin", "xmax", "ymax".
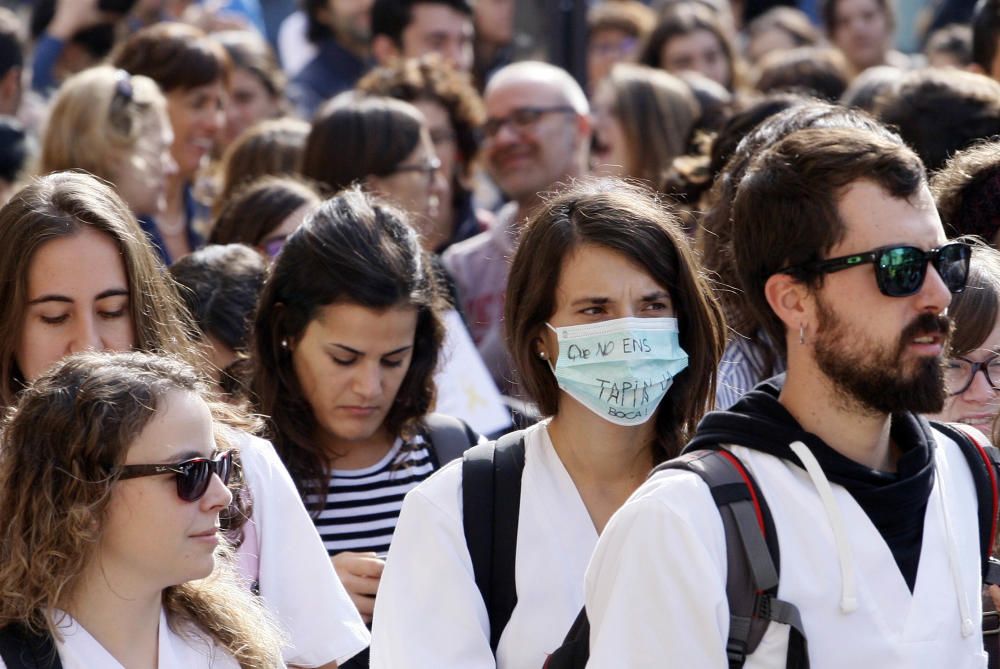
[
  {"xmin": 764, "ymin": 271, "xmax": 812, "ymax": 335},
  {"xmin": 371, "ymin": 34, "xmax": 400, "ymax": 66}
]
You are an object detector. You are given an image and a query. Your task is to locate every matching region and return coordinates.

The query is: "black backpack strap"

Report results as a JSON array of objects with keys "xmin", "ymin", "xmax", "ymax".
[
  {"xmin": 930, "ymin": 421, "xmax": 1000, "ymax": 581},
  {"xmin": 0, "ymin": 623, "xmax": 62, "ymax": 669},
  {"xmin": 659, "ymin": 448, "xmax": 808, "ymax": 669},
  {"xmin": 542, "ymin": 607, "xmax": 591, "ymax": 669},
  {"xmin": 422, "ymin": 413, "xmax": 478, "ymax": 468},
  {"xmin": 462, "ymin": 430, "xmax": 527, "ymax": 655}
]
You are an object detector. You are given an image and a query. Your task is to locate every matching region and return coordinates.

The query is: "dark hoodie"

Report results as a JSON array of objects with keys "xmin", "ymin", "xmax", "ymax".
[{"xmin": 687, "ymin": 375, "xmax": 936, "ymax": 592}]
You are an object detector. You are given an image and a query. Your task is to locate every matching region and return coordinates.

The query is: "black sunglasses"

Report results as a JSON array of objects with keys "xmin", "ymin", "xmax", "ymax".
[
  {"xmin": 118, "ymin": 450, "xmax": 234, "ymax": 502},
  {"xmin": 778, "ymin": 242, "xmax": 971, "ymax": 297}
]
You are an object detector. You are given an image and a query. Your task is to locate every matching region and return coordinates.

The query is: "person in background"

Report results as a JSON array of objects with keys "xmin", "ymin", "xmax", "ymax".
[
  {"xmin": 932, "ymin": 137, "xmax": 1000, "ymax": 246},
  {"xmin": 0, "ymin": 171, "xmax": 370, "ymax": 668},
  {"xmin": 290, "ymin": 0, "xmax": 374, "ymax": 118},
  {"xmin": 356, "ymin": 55, "xmax": 486, "ymax": 252},
  {"xmin": 839, "ymin": 63, "xmax": 901, "ymax": 110},
  {"xmin": 215, "ymin": 116, "xmax": 310, "ymax": 216},
  {"xmin": 210, "ymin": 175, "xmax": 321, "ymax": 258},
  {"xmin": 113, "ymin": 23, "xmax": 230, "ymax": 265},
  {"xmin": 30, "ymin": 0, "xmax": 135, "ymax": 95},
  {"xmin": 441, "ymin": 61, "xmax": 591, "ymax": 393},
  {"xmin": 585, "ymin": 0, "xmax": 655, "ymax": 91},
  {"xmin": 169, "ymin": 244, "xmax": 268, "ymax": 400},
  {"xmin": 971, "ymin": 0, "xmax": 1000, "ymax": 81},
  {"xmin": 925, "ymin": 23, "xmax": 973, "ymax": 68},
  {"xmin": 251, "ymin": 187, "xmax": 481, "ymax": 668},
  {"xmin": 0, "ymin": 8, "xmax": 23, "ymax": 118},
  {"xmin": 371, "ymin": 178, "xmax": 725, "ymax": 668},
  {"xmin": 39, "ymin": 66, "xmax": 178, "ymax": 230},
  {"xmin": 929, "ymin": 245, "xmax": 1000, "ymax": 430},
  {"xmin": 0, "ymin": 350, "xmax": 285, "ymax": 668},
  {"xmin": 639, "ymin": 3, "xmax": 740, "ymax": 91},
  {"xmin": 0, "ymin": 117, "xmax": 31, "ymax": 205},
  {"xmin": 471, "ymin": 0, "xmax": 515, "ymax": 89},
  {"xmin": 370, "ymin": 0, "xmax": 474, "ymax": 74},
  {"xmin": 744, "ymin": 7, "xmax": 819, "ymax": 65},
  {"xmin": 823, "ymin": 0, "xmax": 910, "ymax": 74},
  {"xmin": 590, "ymin": 63, "xmax": 698, "ymax": 189},
  {"xmin": 301, "ymin": 94, "xmax": 444, "ymax": 250},
  {"xmin": 753, "ymin": 46, "xmax": 851, "ymax": 101},
  {"xmin": 212, "ymin": 29, "xmax": 288, "ymax": 151}
]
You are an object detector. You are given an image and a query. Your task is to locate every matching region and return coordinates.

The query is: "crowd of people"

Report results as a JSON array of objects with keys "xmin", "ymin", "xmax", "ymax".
[{"xmin": 1, "ymin": 0, "xmax": 1000, "ymax": 667}]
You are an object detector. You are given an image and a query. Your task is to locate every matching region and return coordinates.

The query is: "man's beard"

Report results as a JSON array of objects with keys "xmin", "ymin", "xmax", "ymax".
[{"xmin": 813, "ymin": 295, "xmax": 953, "ymax": 415}]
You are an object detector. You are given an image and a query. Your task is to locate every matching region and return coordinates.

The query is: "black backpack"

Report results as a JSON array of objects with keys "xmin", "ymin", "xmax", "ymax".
[{"xmin": 461, "ymin": 422, "xmax": 1000, "ymax": 668}]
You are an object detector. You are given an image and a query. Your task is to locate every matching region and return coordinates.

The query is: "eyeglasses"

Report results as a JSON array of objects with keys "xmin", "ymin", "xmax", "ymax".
[
  {"xmin": 261, "ymin": 235, "xmax": 287, "ymax": 259},
  {"xmin": 482, "ymin": 105, "xmax": 578, "ymax": 139},
  {"xmin": 109, "ymin": 69, "xmax": 135, "ymax": 131},
  {"xmin": 945, "ymin": 354, "xmax": 1000, "ymax": 396},
  {"xmin": 392, "ymin": 157, "xmax": 441, "ymax": 185},
  {"xmin": 118, "ymin": 450, "xmax": 234, "ymax": 502},
  {"xmin": 778, "ymin": 242, "xmax": 971, "ymax": 298}
]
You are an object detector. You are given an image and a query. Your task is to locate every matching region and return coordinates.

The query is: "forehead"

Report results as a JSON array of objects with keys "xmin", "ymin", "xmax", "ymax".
[
  {"xmin": 410, "ymin": 3, "xmax": 473, "ymax": 30},
  {"xmin": 832, "ymin": 180, "xmax": 945, "ymax": 254},
  {"xmin": 665, "ymin": 29, "xmax": 723, "ymax": 55},
  {"xmin": 485, "ymin": 76, "xmax": 568, "ymax": 115},
  {"xmin": 412, "ymin": 99, "xmax": 451, "ymax": 131},
  {"xmin": 27, "ymin": 227, "xmax": 128, "ymax": 296},
  {"xmin": 835, "ymin": 0, "xmax": 884, "ymax": 19},
  {"xmin": 555, "ymin": 243, "xmax": 664, "ymax": 299}
]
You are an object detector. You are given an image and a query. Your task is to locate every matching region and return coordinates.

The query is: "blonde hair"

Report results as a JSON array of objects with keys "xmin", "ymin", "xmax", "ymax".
[
  {"xmin": 39, "ymin": 65, "xmax": 167, "ymax": 181},
  {"xmin": 0, "ymin": 351, "xmax": 284, "ymax": 668}
]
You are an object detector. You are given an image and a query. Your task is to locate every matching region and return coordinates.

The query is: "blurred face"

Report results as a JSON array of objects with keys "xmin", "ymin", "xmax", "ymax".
[
  {"xmin": 224, "ymin": 67, "xmax": 281, "ymax": 146},
  {"xmin": 746, "ymin": 26, "xmax": 799, "ymax": 64},
  {"xmin": 932, "ymin": 319, "xmax": 1000, "ymax": 428},
  {"xmin": 832, "ymin": 0, "xmax": 891, "ymax": 71},
  {"xmin": 659, "ymin": 29, "xmax": 731, "ymax": 89},
  {"xmin": 368, "ymin": 128, "xmax": 444, "ymax": 245},
  {"xmin": 102, "ymin": 390, "xmax": 232, "ymax": 593},
  {"xmin": 483, "ymin": 76, "xmax": 589, "ymax": 206},
  {"xmin": 473, "ymin": 0, "xmax": 514, "ymax": 46},
  {"xmin": 400, "ymin": 4, "xmax": 475, "ymax": 73},
  {"xmin": 324, "ymin": 0, "xmax": 374, "ymax": 48},
  {"xmin": 588, "ymin": 28, "xmax": 640, "ymax": 88},
  {"xmin": 590, "ymin": 81, "xmax": 628, "ymax": 178},
  {"xmin": 291, "ymin": 302, "xmax": 418, "ymax": 448},
  {"xmin": 165, "ymin": 81, "xmax": 227, "ymax": 179},
  {"xmin": 16, "ymin": 228, "xmax": 136, "ymax": 383},
  {"xmin": 260, "ymin": 203, "xmax": 315, "ymax": 260},
  {"xmin": 111, "ymin": 110, "xmax": 178, "ymax": 217}
]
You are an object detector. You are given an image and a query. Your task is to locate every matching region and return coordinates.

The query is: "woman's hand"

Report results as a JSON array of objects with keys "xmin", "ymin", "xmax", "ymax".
[{"xmin": 332, "ymin": 551, "xmax": 385, "ymax": 624}]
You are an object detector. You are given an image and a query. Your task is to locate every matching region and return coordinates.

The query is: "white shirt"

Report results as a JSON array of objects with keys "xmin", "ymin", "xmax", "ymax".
[
  {"xmin": 585, "ymin": 434, "xmax": 988, "ymax": 668},
  {"xmin": 0, "ymin": 609, "xmax": 237, "ymax": 669},
  {"xmin": 233, "ymin": 432, "xmax": 370, "ymax": 666},
  {"xmin": 370, "ymin": 421, "xmax": 597, "ymax": 668}
]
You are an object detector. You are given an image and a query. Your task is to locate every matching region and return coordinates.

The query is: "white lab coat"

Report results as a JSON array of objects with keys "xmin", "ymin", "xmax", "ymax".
[
  {"xmin": 585, "ymin": 433, "xmax": 988, "ymax": 668},
  {"xmin": 370, "ymin": 421, "xmax": 596, "ymax": 668}
]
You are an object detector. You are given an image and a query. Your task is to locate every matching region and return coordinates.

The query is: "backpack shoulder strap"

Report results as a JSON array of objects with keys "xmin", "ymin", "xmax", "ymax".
[
  {"xmin": 930, "ymin": 421, "xmax": 1000, "ymax": 582},
  {"xmin": 0, "ymin": 624, "xmax": 62, "ymax": 669},
  {"xmin": 657, "ymin": 448, "xmax": 808, "ymax": 669},
  {"xmin": 423, "ymin": 413, "xmax": 477, "ymax": 467},
  {"xmin": 462, "ymin": 430, "xmax": 527, "ymax": 655}
]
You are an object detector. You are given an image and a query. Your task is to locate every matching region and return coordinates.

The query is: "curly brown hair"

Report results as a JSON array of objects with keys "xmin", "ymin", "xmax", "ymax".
[{"xmin": 0, "ymin": 351, "xmax": 284, "ymax": 668}]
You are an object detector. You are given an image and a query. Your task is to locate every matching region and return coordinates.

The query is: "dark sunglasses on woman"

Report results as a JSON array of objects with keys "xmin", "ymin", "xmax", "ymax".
[{"xmin": 117, "ymin": 450, "xmax": 234, "ymax": 502}]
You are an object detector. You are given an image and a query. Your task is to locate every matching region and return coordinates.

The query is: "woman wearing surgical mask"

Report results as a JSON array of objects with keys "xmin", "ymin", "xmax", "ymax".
[
  {"xmin": 370, "ymin": 178, "xmax": 725, "ymax": 668},
  {"xmin": 929, "ymin": 245, "xmax": 1000, "ymax": 430}
]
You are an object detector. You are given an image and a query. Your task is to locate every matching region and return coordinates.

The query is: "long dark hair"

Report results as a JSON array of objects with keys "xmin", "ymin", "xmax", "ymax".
[{"xmin": 251, "ymin": 187, "xmax": 446, "ymax": 509}]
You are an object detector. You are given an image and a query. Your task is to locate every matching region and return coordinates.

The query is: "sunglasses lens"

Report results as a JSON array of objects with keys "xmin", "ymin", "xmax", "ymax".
[
  {"xmin": 217, "ymin": 451, "xmax": 233, "ymax": 486},
  {"xmin": 878, "ymin": 246, "xmax": 925, "ymax": 296},
  {"xmin": 935, "ymin": 243, "xmax": 971, "ymax": 293},
  {"xmin": 177, "ymin": 460, "xmax": 211, "ymax": 502}
]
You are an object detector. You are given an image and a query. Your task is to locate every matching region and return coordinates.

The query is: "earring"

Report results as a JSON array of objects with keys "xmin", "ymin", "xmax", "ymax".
[
  {"xmin": 280, "ymin": 337, "xmax": 290, "ymax": 350},
  {"xmin": 538, "ymin": 350, "xmax": 548, "ymax": 360},
  {"xmin": 798, "ymin": 323, "xmax": 806, "ymax": 346}
]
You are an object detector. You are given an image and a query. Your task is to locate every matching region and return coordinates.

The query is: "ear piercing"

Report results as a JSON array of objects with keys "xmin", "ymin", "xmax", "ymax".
[
  {"xmin": 538, "ymin": 351, "xmax": 548, "ymax": 360},
  {"xmin": 799, "ymin": 323, "xmax": 806, "ymax": 346}
]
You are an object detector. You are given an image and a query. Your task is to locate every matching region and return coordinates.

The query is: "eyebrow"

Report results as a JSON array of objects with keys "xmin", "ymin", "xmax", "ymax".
[
  {"xmin": 569, "ymin": 291, "xmax": 671, "ymax": 307},
  {"xmin": 330, "ymin": 343, "xmax": 414, "ymax": 356},
  {"xmin": 27, "ymin": 288, "xmax": 129, "ymax": 305}
]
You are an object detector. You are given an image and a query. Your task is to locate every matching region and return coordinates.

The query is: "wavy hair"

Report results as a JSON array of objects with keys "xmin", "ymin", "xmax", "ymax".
[
  {"xmin": 251, "ymin": 187, "xmax": 446, "ymax": 509},
  {"xmin": 0, "ymin": 351, "xmax": 283, "ymax": 668}
]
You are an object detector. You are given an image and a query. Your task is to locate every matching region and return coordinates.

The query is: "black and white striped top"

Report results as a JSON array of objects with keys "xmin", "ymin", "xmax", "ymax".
[{"xmin": 312, "ymin": 435, "xmax": 436, "ymax": 556}]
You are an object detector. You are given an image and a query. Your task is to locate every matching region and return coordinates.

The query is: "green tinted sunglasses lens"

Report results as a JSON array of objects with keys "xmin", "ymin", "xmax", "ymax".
[{"xmin": 877, "ymin": 246, "xmax": 925, "ymax": 296}]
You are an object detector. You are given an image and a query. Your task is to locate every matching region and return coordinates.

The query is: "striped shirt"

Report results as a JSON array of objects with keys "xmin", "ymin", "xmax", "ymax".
[
  {"xmin": 313, "ymin": 436, "xmax": 436, "ymax": 556},
  {"xmin": 715, "ymin": 331, "xmax": 787, "ymax": 410}
]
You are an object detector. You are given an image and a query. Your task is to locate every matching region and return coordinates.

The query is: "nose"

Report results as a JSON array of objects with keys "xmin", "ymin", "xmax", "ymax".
[
  {"xmin": 68, "ymin": 314, "xmax": 102, "ymax": 355},
  {"xmin": 352, "ymin": 361, "xmax": 382, "ymax": 399},
  {"xmin": 201, "ymin": 471, "xmax": 234, "ymax": 511},
  {"xmin": 915, "ymin": 263, "xmax": 953, "ymax": 314}
]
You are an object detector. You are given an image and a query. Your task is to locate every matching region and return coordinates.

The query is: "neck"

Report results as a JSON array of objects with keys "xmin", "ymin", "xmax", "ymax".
[
  {"xmin": 547, "ymin": 400, "xmax": 655, "ymax": 533},
  {"xmin": 164, "ymin": 173, "xmax": 187, "ymax": 218},
  {"xmin": 780, "ymin": 349, "xmax": 894, "ymax": 471},
  {"xmin": 64, "ymin": 562, "xmax": 162, "ymax": 668},
  {"xmin": 318, "ymin": 424, "xmax": 396, "ymax": 470}
]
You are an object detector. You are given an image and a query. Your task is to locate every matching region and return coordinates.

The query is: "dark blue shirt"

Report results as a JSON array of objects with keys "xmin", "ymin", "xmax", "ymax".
[{"xmin": 289, "ymin": 38, "xmax": 369, "ymax": 118}]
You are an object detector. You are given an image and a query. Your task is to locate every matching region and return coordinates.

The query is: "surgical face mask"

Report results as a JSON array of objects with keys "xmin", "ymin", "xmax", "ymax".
[{"xmin": 545, "ymin": 317, "xmax": 688, "ymax": 426}]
